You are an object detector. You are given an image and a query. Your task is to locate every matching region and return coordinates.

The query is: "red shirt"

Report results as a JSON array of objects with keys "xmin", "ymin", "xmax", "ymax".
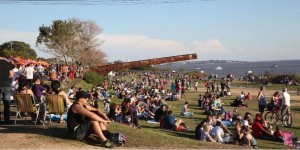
[
  {"xmin": 274, "ymin": 131, "xmax": 283, "ymax": 137},
  {"xmin": 252, "ymin": 122, "xmax": 265, "ymax": 138}
]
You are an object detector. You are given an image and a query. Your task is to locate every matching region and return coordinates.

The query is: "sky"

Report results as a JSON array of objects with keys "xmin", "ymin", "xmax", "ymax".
[{"xmin": 0, "ymin": 0, "xmax": 300, "ymax": 62}]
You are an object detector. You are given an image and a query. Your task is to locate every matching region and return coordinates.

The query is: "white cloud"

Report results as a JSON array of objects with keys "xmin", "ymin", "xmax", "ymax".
[
  {"xmin": 192, "ymin": 39, "xmax": 226, "ymax": 53},
  {"xmin": 101, "ymin": 34, "xmax": 184, "ymax": 52},
  {"xmin": 100, "ymin": 34, "xmax": 228, "ymax": 61},
  {"xmin": 99, "ymin": 34, "xmax": 188, "ymax": 61}
]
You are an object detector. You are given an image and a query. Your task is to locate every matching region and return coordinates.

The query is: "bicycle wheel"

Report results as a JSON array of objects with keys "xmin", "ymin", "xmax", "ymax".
[
  {"xmin": 264, "ymin": 111, "xmax": 278, "ymax": 124},
  {"xmin": 282, "ymin": 113, "xmax": 292, "ymax": 127}
]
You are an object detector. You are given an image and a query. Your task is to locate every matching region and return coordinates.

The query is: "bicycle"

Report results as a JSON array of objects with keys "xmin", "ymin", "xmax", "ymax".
[{"xmin": 264, "ymin": 109, "xmax": 292, "ymax": 127}]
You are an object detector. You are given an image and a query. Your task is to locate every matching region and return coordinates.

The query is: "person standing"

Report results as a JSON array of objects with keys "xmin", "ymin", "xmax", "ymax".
[
  {"xmin": 281, "ymin": 88, "xmax": 291, "ymax": 117},
  {"xmin": 24, "ymin": 63, "xmax": 35, "ymax": 88},
  {"xmin": 194, "ymin": 81, "xmax": 198, "ymax": 92},
  {"xmin": 257, "ymin": 86, "xmax": 267, "ymax": 116},
  {"xmin": 0, "ymin": 59, "xmax": 14, "ymax": 124}
]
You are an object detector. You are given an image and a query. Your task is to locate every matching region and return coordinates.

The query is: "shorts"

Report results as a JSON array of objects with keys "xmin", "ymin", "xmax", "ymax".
[
  {"xmin": 70, "ymin": 120, "xmax": 92, "ymax": 140},
  {"xmin": 259, "ymin": 105, "xmax": 266, "ymax": 113}
]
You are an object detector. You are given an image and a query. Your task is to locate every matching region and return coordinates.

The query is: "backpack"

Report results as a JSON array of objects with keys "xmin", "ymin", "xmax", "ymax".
[{"xmin": 110, "ymin": 132, "xmax": 126, "ymax": 146}]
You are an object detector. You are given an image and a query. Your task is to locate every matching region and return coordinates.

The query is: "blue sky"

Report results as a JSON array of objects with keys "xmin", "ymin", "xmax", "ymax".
[{"xmin": 0, "ymin": 0, "xmax": 299, "ymax": 61}]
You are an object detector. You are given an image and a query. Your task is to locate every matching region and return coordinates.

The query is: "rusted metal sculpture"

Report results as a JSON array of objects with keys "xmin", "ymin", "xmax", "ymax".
[{"xmin": 90, "ymin": 53, "xmax": 197, "ymax": 76}]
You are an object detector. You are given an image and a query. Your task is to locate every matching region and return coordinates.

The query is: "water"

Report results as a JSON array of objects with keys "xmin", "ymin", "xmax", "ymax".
[{"xmin": 160, "ymin": 60, "xmax": 300, "ymax": 78}]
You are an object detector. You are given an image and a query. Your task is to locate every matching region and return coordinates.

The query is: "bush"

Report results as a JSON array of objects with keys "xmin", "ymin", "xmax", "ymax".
[
  {"xmin": 270, "ymin": 75, "xmax": 286, "ymax": 84},
  {"xmin": 83, "ymin": 71, "xmax": 106, "ymax": 85},
  {"xmin": 269, "ymin": 74, "xmax": 300, "ymax": 84}
]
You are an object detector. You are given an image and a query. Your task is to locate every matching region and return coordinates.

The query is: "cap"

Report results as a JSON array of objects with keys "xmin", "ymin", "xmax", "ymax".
[{"xmin": 76, "ymin": 91, "xmax": 90, "ymax": 100}]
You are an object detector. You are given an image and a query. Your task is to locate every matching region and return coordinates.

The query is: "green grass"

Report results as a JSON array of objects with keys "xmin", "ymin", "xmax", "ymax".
[{"xmin": 95, "ymin": 78, "xmax": 299, "ymax": 149}]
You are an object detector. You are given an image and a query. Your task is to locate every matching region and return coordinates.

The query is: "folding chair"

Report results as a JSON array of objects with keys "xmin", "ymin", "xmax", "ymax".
[
  {"xmin": 283, "ymin": 131, "xmax": 299, "ymax": 149},
  {"xmin": 45, "ymin": 94, "xmax": 65, "ymax": 124},
  {"xmin": 14, "ymin": 94, "xmax": 40, "ymax": 125}
]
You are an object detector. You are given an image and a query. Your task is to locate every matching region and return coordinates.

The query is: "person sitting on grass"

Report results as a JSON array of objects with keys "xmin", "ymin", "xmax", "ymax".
[
  {"xmin": 121, "ymin": 105, "xmax": 141, "ymax": 129},
  {"xmin": 206, "ymin": 101, "xmax": 222, "ymax": 116},
  {"xmin": 243, "ymin": 112, "xmax": 253, "ymax": 126},
  {"xmin": 209, "ymin": 121, "xmax": 224, "ymax": 143},
  {"xmin": 240, "ymin": 126, "xmax": 258, "ymax": 149},
  {"xmin": 67, "ymin": 85, "xmax": 76, "ymax": 99},
  {"xmin": 154, "ymin": 105, "xmax": 166, "ymax": 122},
  {"xmin": 181, "ymin": 101, "xmax": 193, "ymax": 117},
  {"xmin": 273, "ymin": 126, "xmax": 283, "ymax": 139},
  {"xmin": 161, "ymin": 110, "xmax": 189, "ymax": 131},
  {"xmin": 67, "ymin": 90, "xmax": 116, "ymax": 148},
  {"xmin": 195, "ymin": 119, "xmax": 207, "ymax": 140},
  {"xmin": 107, "ymin": 103, "xmax": 122, "ymax": 122},
  {"xmin": 200, "ymin": 124, "xmax": 216, "ymax": 143},
  {"xmin": 103, "ymin": 99, "xmax": 111, "ymax": 114},
  {"xmin": 251, "ymin": 115, "xmax": 283, "ymax": 142},
  {"xmin": 135, "ymin": 100, "xmax": 154, "ymax": 119}
]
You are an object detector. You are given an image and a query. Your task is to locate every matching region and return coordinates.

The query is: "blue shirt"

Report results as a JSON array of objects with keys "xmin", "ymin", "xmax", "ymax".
[
  {"xmin": 163, "ymin": 115, "xmax": 175, "ymax": 129},
  {"xmin": 259, "ymin": 95, "xmax": 267, "ymax": 105}
]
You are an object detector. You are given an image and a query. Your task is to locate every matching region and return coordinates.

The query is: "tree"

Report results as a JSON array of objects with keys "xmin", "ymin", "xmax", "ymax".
[
  {"xmin": 0, "ymin": 41, "xmax": 37, "ymax": 59},
  {"xmin": 81, "ymin": 50, "xmax": 107, "ymax": 67},
  {"xmin": 36, "ymin": 18, "xmax": 106, "ymax": 66}
]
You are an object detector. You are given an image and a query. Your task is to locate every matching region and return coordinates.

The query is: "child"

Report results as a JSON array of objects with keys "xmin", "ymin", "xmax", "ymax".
[
  {"xmin": 273, "ymin": 126, "xmax": 283, "ymax": 138},
  {"xmin": 246, "ymin": 92, "xmax": 252, "ymax": 100}
]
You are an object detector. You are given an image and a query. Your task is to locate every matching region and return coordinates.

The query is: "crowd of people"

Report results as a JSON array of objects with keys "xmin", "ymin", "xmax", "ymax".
[{"xmin": 0, "ymin": 57, "xmax": 297, "ymax": 149}]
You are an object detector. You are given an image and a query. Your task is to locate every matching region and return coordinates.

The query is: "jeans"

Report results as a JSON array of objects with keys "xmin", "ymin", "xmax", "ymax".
[
  {"xmin": 182, "ymin": 112, "xmax": 193, "ymax": 117},
  {"xmin": 221, "ymin": 120, "xmax": 232, "ymax": 127},
  {"xmin": 259, "ymin": 135, "xmax": 283, "ymax": 142},
  {"xmin": 281, "ymin": 105, "xmax": 290, "ymax": 116},
  {"xmin": 0, "ymin": 87, "xmax": 11, "ymax": 121}
]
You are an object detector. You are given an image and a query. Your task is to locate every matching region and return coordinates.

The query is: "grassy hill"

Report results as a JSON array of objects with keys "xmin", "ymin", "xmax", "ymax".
[{"xmin": 1, "ymin": 78, "xmax": 299, "ymax": 149}]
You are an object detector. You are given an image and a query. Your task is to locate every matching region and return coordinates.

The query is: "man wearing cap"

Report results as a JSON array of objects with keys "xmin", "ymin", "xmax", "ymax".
[
  {"xmin": 281, "ymin": 88, "xmax": 291, "ymax": 117},
  {"xmin": 67, "ymin": 91, "xmax": 115, "ymax": 148}
]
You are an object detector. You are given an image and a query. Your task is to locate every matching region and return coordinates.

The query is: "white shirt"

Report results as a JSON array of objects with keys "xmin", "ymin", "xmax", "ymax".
[
  {"xmin": 67, "ymin": 89, "xmax": 75, "ymax": 98},
  {"xmin": 210, "ymin": 126, "xmax": 224, "ymax": 143},
  {"xmin": 195, "ymin": 82, "xmax": 198, "ymax": 87},
  {"xmin": 182, "ymin": 105, "xmax": 187, "ymax": 114},
  {"xmin": 24, "ymin": 66, "xmax": 34, "ymax": 79},
  {"xmin": 282, "ymin": 91, "xmax": 291, "ymax": 106},
  {"xmin": 242, "ymin": 119, "xmax": 249, "ymax": 126},
  {"xmin": 36, "ymin": 65, "xmax": 44, "ymax": 72}
]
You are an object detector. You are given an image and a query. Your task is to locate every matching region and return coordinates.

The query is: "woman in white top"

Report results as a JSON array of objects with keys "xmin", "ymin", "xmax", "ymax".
[{"xmin": 67, "ymin": 85, "xmax": 76, "ymax": 99}]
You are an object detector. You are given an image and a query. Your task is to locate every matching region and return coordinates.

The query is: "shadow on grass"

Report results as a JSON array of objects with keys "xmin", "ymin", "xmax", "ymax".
[
  {"xmin": 141, "ymin": 123, "xmax": 196, "ymax": 140},
  {"xmin": 0, "ymin": 124, "xmax": 68, "ymax": 140},
  {"xmin": 291, "ymin": 107, "xmax": 300, "ymax": 112},
  {"xmin": 288, "ymin": 126, "xmax": 300, "ymax": 130},
  {"xmin": 0, "ymin": 124, "xmax": 101, "ymax": 147},
  {"xmin": 159, "ymin": 128, "xmax": 195, "ymax": 140}
]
